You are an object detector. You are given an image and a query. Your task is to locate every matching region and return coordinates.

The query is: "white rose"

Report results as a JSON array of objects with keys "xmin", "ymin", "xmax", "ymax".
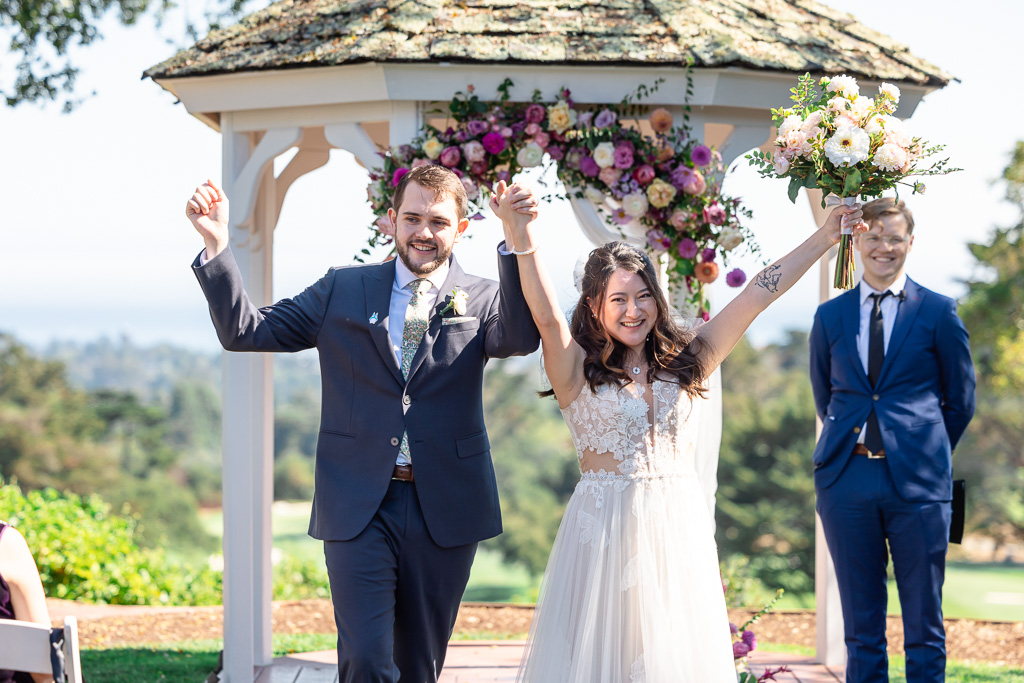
[
  {"xmin": 516, "ymin": 142, "xmax": 544, "ymax": 168},
  {"xmin": 771, "ymin": 151, "xmax": 790, "ymax": 174},
  {"xmin": 622, "ymin": 192, "xmax": 649, "ymax": 219},
  {"xmin": 778, "ymin": 114, "xmax": 803, "ymax": 138},
  {"xmin": 716, "ymin": 227, "xmax": 744, "ymax": 251},
  {"xmin": 593, "ymin": 141, "xmax": 616, "ymax": 169},
  {"xmin": 452, "ymin": 289, "xmax": 469, "ymax": 316}
]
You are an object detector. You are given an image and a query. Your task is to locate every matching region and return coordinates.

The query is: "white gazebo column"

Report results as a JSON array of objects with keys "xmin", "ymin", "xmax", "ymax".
[
  {"xmin": 219, "ymin": 117, "xmax": 300, "ymax": 681},
  {"xmin": 807, "ymin": 189, "xmax": 847, "ymax": 673}
]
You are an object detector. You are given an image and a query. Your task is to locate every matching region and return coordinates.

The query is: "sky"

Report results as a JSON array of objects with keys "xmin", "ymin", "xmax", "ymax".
[{"xmin": 1, "ymin": 0, "xmax": 1021, "ymax": 353}]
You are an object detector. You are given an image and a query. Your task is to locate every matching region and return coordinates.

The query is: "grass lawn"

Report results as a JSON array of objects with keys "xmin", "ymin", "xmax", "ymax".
[{"xmin": 82, "ymin": 637, "xmax": 1024, "ymax": 682}]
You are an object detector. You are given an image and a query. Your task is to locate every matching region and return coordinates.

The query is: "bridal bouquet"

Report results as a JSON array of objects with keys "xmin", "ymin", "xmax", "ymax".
[{"xmin": 747, "ymin": 73, "xmax": 958, "ymax": 288}]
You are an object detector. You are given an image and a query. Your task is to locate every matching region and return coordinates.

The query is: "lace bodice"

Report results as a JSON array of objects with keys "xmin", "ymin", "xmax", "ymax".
[{"xmin": 560, "ymin": 379, "xmax": 700, "ymax": 479}]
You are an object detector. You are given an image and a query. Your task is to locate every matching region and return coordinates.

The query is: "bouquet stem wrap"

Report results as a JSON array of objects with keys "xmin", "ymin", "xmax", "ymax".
[{"xmin": 833, "ymin": 196, "xmax": 858, "ymax": 289}]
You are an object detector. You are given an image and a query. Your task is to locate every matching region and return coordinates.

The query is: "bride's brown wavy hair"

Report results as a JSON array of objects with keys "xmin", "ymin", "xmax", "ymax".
[{"xmin": 547, "ymin": 241, "xmax": 709, "ymax": 398}]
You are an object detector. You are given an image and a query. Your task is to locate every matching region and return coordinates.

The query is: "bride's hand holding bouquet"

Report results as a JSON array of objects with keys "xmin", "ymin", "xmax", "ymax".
[{"xmin": 748, "ymin": 73, "xmax": 959, "ymax": 288}]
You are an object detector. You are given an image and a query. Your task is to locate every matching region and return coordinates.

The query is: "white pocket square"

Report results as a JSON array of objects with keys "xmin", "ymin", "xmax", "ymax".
[{"xmin": 442, "ymin": 316, "xmax": 477, "ymax": 325}]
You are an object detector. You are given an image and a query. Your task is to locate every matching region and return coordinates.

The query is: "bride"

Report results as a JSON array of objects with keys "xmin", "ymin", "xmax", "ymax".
[{"xmin": 490, "ymin": 181, "xmax": 863, "ymax": 682}]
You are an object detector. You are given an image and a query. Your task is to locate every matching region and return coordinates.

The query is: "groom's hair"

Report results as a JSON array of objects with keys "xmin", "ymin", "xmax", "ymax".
[
  {"xmin": 862, "ymin": 197, "xmax": 915, "ymax": 234},
  {"xmin": 393, "ymin": 165, "xmax": 469, "ymax": 220}
]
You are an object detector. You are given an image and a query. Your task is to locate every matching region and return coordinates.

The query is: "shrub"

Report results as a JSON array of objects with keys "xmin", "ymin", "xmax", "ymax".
[{"xmin": 0, "ymin": 480, "xmax": 221, "ymax": 605}]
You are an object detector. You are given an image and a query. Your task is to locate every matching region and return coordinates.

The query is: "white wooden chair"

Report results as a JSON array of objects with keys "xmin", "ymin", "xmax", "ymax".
[{"xmin": 0, "ymin": 616, "xmax": 82, "ymax": 683}]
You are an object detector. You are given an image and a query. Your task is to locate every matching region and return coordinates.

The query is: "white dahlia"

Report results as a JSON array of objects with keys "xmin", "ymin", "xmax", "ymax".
[
  {"xmin": 872, "ymin": 143, "xmax": 909, "ymax": 172},
  {"xmin": 824, "ymin": 126, "xmax": 871, "ymax": 167},
  {"xmin": 827, "ymin": 74, "xmax": 860, "ymax": 100}
]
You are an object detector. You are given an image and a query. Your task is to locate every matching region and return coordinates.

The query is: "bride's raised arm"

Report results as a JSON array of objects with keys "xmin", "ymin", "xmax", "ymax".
[
  {"xmin": 490, "ymin": 181, "xmax": 584, "ymax": 404},
  {"xmin": 695, "ymin": 203, "xmax": 866, "ymax": 374}
]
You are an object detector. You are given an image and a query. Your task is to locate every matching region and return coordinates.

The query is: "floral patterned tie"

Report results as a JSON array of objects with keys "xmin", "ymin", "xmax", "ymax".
[{"xmin": 399, "ymin": 278, "xmax": 432, "ymax": 460}]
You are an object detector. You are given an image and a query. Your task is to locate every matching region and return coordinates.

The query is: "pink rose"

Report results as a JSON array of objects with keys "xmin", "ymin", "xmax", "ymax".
[
  {"xmin": 703, "ymin": 202, "xmax": 726, "ymax": 225},
  {"xmin": 500, "ymin": 127, "xmax": 514, "ymax": 138},
  {"xmin": 533, "ymin": 131, "xmax": 551, "ymax": 149},
  {"xmin": 633, "ymin": 164, "xmax": 655, "ymax": 185},
  {"xmin": 669, "ymin": 209, "xmax": 690, "ymax": 230},
  {"xmin": 525, "ymin": 123, "xmax": 540, "ymax": 136},
  {"xmin": 439, "ymin": 146, "xmax": 461, "ymax": 168},
  {"xmin": 375, "ymin": 215, "xmax": 394, "ymax": 238},
  {"xmin": 599, "ymin": 167, "xmax": 623, "ymax": 187},
  {"xmin": 411, "ymin": 158, "xmax": 431, "ymax": 168},
  {"xmin": 683, "ymin": 170, "xmax": 706, "ymax": 195},
  {"xmin": 391, "ymin": 167, "xmax": 410, "ymax": 186},
  {"xmin": 463, "ymin": 140, "xmax": 486, "ymax": 164},
  {"xmin": 524, "ymin": 103, "xmax": 546, "ymax": 124},
  {"xmin": 470, "ymin": 160, "xmax": 488, "ymax": 176}
]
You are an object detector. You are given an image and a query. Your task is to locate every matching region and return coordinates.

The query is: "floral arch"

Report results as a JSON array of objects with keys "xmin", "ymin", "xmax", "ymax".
[{"xmin": 365, "ymin": 77, "xmax": 758, "ymax": 319}]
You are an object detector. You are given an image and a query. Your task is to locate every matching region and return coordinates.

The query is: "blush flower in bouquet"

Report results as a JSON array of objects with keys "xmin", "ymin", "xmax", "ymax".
[{"xmin": 747, "ymin": 73, "xmax": 959, "ymax": 289}]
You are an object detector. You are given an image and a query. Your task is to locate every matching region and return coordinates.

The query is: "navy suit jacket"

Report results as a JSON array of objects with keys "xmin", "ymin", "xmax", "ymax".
[
  {"xmin": 809, "ymin": 277, "xmax": 975, "ymax": 502},
  {"xmin": 193, "ymin": 246, "xmax": 540, "ymax": 547}
]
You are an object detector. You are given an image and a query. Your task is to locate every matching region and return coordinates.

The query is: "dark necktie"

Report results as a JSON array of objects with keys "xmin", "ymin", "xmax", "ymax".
[{"xmin": 865, "ymin": 291, "xmax": 894, "ymax": 453}]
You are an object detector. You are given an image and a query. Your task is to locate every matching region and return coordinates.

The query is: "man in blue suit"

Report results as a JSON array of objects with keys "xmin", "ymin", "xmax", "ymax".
[
  {"xmin": 810, "ymin": 198, "xmax": 975, "ymax": 683},
  {"xmin": 186, "ymin": 165, "xmax": 540, "ymax": 682}
]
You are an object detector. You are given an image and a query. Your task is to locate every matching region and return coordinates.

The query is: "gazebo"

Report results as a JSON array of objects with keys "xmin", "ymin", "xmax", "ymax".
[{"xmin": 145, "ymin": 1, "xmax": 951, "ymax": 680}]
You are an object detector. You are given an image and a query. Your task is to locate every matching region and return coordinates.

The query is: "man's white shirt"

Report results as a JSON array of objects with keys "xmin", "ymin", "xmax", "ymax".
[{"xmin": 854, "ymin": 272, "xmax": 907, "ymax": 444}]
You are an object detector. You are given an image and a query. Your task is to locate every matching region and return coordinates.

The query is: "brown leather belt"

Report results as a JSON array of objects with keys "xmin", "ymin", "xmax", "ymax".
[
  {"xmin": 392, "ymin": 464, "xmax": 415, "ymax": 482},
  {"xmin": 853, "ymin": 444, "xmax": 886, "ymax": 459}
]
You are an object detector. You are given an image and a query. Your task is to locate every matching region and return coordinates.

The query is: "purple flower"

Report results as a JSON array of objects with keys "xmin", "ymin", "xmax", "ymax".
[
  {"xmin": 524, "ymin": 103, "xmax": 546, "ymax": 124},
  {"xmin": 726, "ymin": 268, "xmax": 747, "ymax": 287},
  {"xmin": 579, "ymin": 155, "xmax": 601, "ymax": 177},
  {"xmin": 482, "ymin": 132, "xmax": 507, "ymax": 155},
  {"xmin": 546, "ymin": 144, "xmax": 565, "ymax": 161},
  {"xmin": 495, "ymin": 170, "xmax": 511, "ymax": 184},
  {"xmin": 594, "ymin": 108, "xmax": 617, "ymax": 129},
  {"xmin": 729, "ymin": 622, "xmax": 739, "ymax": 635},
  {"xmin": 701, "ymin": 309, "xmax": 710, "ymax": 322},
  {"xmin": 456, "ymin": 130, "xmax": 469, "ymax": 142},
  {"xmin": 724, "ymin": 268, "xmax": 749, "ymax": 286},
  {"xmin": 733, "ymin": 641, "xmax": 751, "ymax": 659},
  {"xmin": 691, "ymin": 144, "xmax": 712, "ymax": 167},
  {"xmin": 467, "ymin": 120, "xmax": 490, "ymax": 137},
  {"xmin": 391, "ymin": 167, "xmax": 410, "ymax": 186},
  {"xmin": 577, "ymin": 111, "xmax": 594, "ymax": 128},
  {"xmin": 670, "ymin": 165, "xmax": 694, "ymax": 191},
  {"xmin": 613, "ymin": 145, "xmax": 634, "ymax": 169},
  {"xmin": 439, "ymin": 146, "xmax": 462, "ymax": 168},
  {"xmin": 741, "ymin": 628, "xmax": 757, "ymax": 651},
  {"xmin": 701, "ymin": 248, "xmax": 716, "ymax": 263},
  {"xmin": 677, "ymin": 238, "xmax": 698, "ymax": 259},
  {"xmin": 703, "ymin": 202, "xmax": 726, "ymax": 226},
  {"xmin": 646, "ymin": 229, "xmax": 671, "ymax": 251}
]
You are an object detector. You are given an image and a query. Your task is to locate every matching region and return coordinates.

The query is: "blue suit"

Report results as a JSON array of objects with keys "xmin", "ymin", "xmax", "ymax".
[{"xmin": 810, "ymin": 277, "xmax": 975, "ymax": 683}]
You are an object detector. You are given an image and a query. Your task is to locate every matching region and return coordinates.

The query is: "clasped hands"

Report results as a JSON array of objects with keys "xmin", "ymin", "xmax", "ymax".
[{"xmin": 490, "ymin": 180, "xmax": 540, "ymax": 253}]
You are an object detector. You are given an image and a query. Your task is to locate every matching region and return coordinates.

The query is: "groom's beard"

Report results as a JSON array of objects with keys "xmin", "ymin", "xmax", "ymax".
[{"xmin": 397, "ymin": 238, "xmax": 451, "ymax": 275}]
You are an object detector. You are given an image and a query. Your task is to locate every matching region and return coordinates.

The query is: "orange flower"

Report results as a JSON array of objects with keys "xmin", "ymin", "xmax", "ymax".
[
  {"xmin": 649, "ymin": 108, "xmax": 673, "ymax": 134},
  {"xmin": 656, "ymin": 144, "xmax": 675, "ymax": 162},
  {"xmin": 694, "ymin": 261, "xmax": 719, "ymax": 284}
]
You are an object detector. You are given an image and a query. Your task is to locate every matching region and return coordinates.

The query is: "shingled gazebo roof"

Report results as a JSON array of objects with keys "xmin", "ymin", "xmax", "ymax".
[{"xmin": 145, "ymin": 0, "xmax": 952, "ymax": 86}]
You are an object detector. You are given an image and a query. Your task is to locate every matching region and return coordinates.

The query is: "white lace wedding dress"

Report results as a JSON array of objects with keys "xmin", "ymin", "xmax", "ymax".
[{"xmin": 516, "ymin": 378, "xmax": 736, "ymax": 682}]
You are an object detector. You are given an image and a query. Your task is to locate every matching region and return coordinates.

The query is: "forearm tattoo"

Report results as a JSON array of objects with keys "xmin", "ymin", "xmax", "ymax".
[{"xmin": 754, "ymin": 264, "xmax": 782, "ymax": 293}]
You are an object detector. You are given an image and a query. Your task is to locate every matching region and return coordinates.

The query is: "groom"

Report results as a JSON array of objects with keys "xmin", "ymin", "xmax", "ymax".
[
  {"xmin": 186, "ymin": 165, "xmax": 540, "ymax": 682},
  {"xmin": 810, "ymin": 198, "xmax": 975, "ymax": 683}
]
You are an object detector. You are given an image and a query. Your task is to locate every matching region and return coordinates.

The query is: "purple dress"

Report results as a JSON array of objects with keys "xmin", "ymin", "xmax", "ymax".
[{"xmin": 0, "ymin": 522, "xmax": 36, "ymax": 683}]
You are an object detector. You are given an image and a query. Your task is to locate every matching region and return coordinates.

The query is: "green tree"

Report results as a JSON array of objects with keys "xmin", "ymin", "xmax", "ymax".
[
  {"xmin": 482, "ymin": 360, "xmax": 579, "ymax": 576},
  {"xmin": 2, "ymin": 0, "xmax": 254, "ymax": 110},
  {"xmin": 715, "ymin": 332, "xmax": 818, "ymax": 595},
  {"xmin": 955, "ymin": 141, "xmax": 1024, "ymax": 550}
]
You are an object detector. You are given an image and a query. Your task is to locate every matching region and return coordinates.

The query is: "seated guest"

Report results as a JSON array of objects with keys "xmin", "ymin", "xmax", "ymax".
[{"xmin": 1, "ymin": 521, "xmax": 54, "ymax": 683}]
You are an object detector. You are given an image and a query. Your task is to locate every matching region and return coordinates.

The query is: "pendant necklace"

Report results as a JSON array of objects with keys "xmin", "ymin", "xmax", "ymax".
[{"xmin": 631, "ymin": 366, "xmax": 641, "ymax": 376}]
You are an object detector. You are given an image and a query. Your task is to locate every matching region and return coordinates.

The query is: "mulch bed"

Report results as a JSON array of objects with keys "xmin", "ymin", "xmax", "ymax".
[{"xmin": 48, "ymin": 599, "xmax": 1024, "ymax": 667}]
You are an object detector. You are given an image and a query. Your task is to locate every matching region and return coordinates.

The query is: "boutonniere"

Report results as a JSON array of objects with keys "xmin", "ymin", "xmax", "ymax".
[{"xmin": 439, "ymin": 287, "xmax": 469, "ymax": 317}]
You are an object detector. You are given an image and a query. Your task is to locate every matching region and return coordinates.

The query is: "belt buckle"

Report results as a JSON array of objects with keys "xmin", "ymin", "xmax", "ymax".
[{"xmin": 867, "ymin": 449, "xmax": 885, "ymax": 459}]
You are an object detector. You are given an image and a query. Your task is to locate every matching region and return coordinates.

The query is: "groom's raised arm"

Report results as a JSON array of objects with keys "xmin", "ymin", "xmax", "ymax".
[
  {"xmin": 187, "ymin": 179, "xmax": 334, "ymax": 353},
  {"xmin": 482, "ymin": 242, "xmax": 541, "ymax": 359}
]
